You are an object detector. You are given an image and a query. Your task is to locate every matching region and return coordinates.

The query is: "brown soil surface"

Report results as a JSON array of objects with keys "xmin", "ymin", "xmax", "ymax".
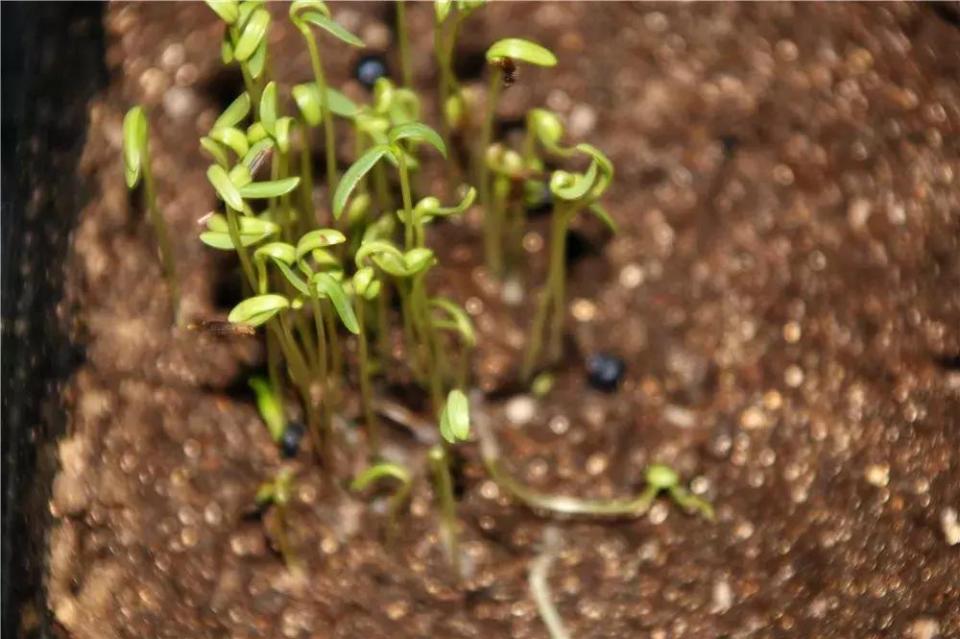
[{"xmin": 47, "ymin": 3, "xmax": 960, "ymax": 638}]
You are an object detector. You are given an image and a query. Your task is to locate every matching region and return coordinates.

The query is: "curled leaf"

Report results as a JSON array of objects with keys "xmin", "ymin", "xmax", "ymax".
[
  {"xmin": 351, "ymin": 462, "xmax": 411, "ymax": 492},
  {"xmin": 228, "ymin": 294, "xmax": 289, "ymax": 327},
  {"xmin": 403, "ymin": 247, "xmax": 436, "ymax": 275},
  {"xmin": 430, "ymin": 297, "xmax": 476, "ymax": 348},
  {"xmin": 486, "ymin": 38, "xmax": 557, "ymax": 67},
  {"xmin": 388, "ymin": 122, "xmax": 446, "ymax": 158},
  {"xmin": 254, "ymin": 241, "xmax": 296, "ymax": 265},
  {"xmin": 439, "ymin": 389, "xmax": 470, "ymax": 443},
  {"xmin": 295, "ymin": 229, "xmax": 347, "ymax": 264}
]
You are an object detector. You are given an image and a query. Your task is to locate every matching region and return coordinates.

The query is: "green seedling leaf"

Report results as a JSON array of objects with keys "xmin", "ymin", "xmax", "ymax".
[
  {"xmin": 550, "ymin": 159, "xmax": 597, "ymax": 202},
  {"xmin": 228, "ymin": 294, "xmax": 289, "ymax": 327},
  {"xmin": 295, "ymin": 229, "xmax": 347, "ymax": 264},
  {"xmin": 237, "ymin": 0, "xmax": 260, "ymax": 26},
  {"xmin": 312, "ymin": 273, "xmax": 360, "ymax": 334},
  {"xmin": 274, "ymin": 117, "xmax": 294, "ymax": 153},
  {"xmin": 327, "ymin": 86, "xmax": 359, "ymax": 118},
  {"xmin": 122, "ymin": 106, "xmax": 149, "ymax": 188},
  {"xmin": 214, "ymin": 92, "xmax": 251, "ymax": 129},
  {"xmin": 209, "ymin": 126, "xmax": 250, "ymax": 158},
  {"xmin": 299, "ymin": 11, "xmax": 364, "ymax": 47},
  {"xmin": 434, "ymin": 0, "xmax": 452, "ymax": 23},
  {"xmin": 247, "ymin": 38, "xmax": 268, "ymax": 79},
  {"xmin": 274, "ymin": 259, "xmax": 312, "ymax": 296},
  {"xmin": 350, "ymin": 462, "xmax": 411, "ymax": 492},
  {"xmin": 254, "ymin": 241, "xmax": 296, "ymax": 265},
  {"xmin": 221, "ymin": 35, "xmax": 235, "ymax": 64},
  {"xmin": 430, "ymin": 297, "xmax": 476, "ymax": 347},
  {"xmin": 587, "ymin": 203, "xmax": 618, "ymax": 233},
  {"xmin": 249, "ymin": 376, "xmax": 285, "ymax": 442},
  {"xmin": 242, "ymin": 138, "xmax": 275, "ymax": 172},
  {"xmin": 355, "ymin": 239, "xmax": 406, "ymax": 273},
  {"xmin": 352, "ymin": 267, "xmax": 380, "ymax": 300},
  {"xmin": 388, "ymin": 122, "xmax": 446, "ymax": 158},
  {"xmin": 439, "ymin": 389, "xmax": 470, "ymax": 443},
  {"xmin": 228, "ymin": 163, "xmax": 253, "ymax": 189},
  {"xmin": 246, "ymin": 121, "xmax": 268, "ymax": 143},
  {"xmin": 303, "ymin": 248, "xmax": 343, "ymax": 277},
  {"xmin": 259, "ymin": 81, "xmax": 278, "ymax": 135},
  {"xmin": 333, "ymin": 145, "xmax": 391, "ymax": 219},
  {"xmin": 403, "ymin": 248, "xmax": 436, "ymax": 275},
  {"xmin": 486, "ymin": 37, "xmax": 557, "ymax": 67},
  {"xmin": 289, "ymin": 0, "xmax": 330, "ymax": 22},
  {"xmin": 388, "ymin": 88, "xmax": 421, "ymax": 126},
  {"xmin": 234, "ymin": 7, "xmax": 270, "ymax": 61},
  {"xmin": 528, "ymin": 108, "xmax": 564, "ymax": 145},
  {"xmin": 200, "ymin": 214, "xmax": 279, "ymax": 249},
  {"xmin": 205, "ymin": 0, "xmax": 239, "ymax": 24},
  {"xmin": 292, "ymin": 83, "xmax": 323, "ymax": 127},
  {"xmin": 237, "ymin": 176, "xmax": 301, "ymax": 199},
  {"xmin": 200, "ymin": 136, "xmax": 230, "ymax": 167},
  {"xmin": 207, "ymin": 165, "xmax": 244, "ymax": 211}
]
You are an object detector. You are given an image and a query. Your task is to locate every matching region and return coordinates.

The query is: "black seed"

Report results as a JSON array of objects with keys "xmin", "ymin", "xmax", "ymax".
[
  {"xmin": 354, "ymin": 54, "xmax": 389, "ymax": 91},
  {"xmin": 281, "ymin": 422, "xmax": 306, "ymax": 458},
  {"xmin": 586, "ymin": 353, "xmax": 625, "ymax": 392}
]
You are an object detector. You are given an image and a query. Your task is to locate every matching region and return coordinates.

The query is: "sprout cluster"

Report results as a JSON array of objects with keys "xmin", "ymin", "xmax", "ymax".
[{"xmin": 121, "ymin": 0, "xmax": 711, "ymax": 576}]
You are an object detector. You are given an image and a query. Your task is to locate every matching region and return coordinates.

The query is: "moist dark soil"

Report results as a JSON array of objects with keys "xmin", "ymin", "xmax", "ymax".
[{"xmin": 47, "ymin": 3, "xmax": 960, "ymax": 638}]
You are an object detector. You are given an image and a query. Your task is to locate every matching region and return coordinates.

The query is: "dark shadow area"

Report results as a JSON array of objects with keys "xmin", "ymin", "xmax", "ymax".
[{"xmin": 1, "ymin": 3, "xmax": 106, "ymax": 637}]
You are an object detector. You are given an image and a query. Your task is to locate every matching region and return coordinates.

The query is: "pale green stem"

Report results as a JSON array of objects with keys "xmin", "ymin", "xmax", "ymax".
[
  {"xmin": 141, "ymin": 152, "xmax": 181, "ymax": 324},
  {"xmin": 299, "ymin": 120, "xmax": 316, "ymax": 233},
  {"xmin": 429, "ymin": 445, "xmax": 460, "ymax": 576},
  {"xmin": 397, "ymin": 0, "xmax": 413, "ymax": 88},
  {"xmin": 225, "ymin": 206, "xmax": 257, "ymax": 290},
  {"xmin": 356, "ymin": 298, "xmax": 380, "ymax": 455},
  {"xmin": 480, "ymin": 72, "xmax": 503, "ymax": 273},
  {"xmin": 522, "ymin": 204, "xmax": 568, "ymax": 380},
  {"xmin": 397, "ymin": 151, "xmax": 415, "ymax": 249},
  {"xmin": 300, "ymin": 28, "xmax": 338, "ymax": 205}
]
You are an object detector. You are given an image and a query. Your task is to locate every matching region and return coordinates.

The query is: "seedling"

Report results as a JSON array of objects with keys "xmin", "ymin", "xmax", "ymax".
[
  {"xmin": 522, "ymin": 144, "xmax": 616, "ymax": 379},
  {"xmin": 249, "ymin": 375, "xmax": 286, "ymax": 443},
  {"xmin": 396, "ymin": 0, "xmax": 413, "ymax": 88},
  {"xmin": 255, "ymin": 467, "xmax": 301, "ymax": 571},
  {"xmin": 352, "ymin": 267, "xmax": 383, "ymax": 453},
  {"xmin": 475, "ymin": 412, "xmax": 713, "ymax": 520},
  {"xmin": 350, "ymin": 461, "xmax": 412, "ymax": 541},
  {"xmin": 433, "ymin": 0, "xmax": 485, "ymax": 133},
  {"xmin": 208, "ymin": 0, "xmax": 271, "ymax": 110},
  {"xmin": 123, "ymin": 106, "xmax": 181, "ymax": 323},
  {"xmin": 479, "ymin": 38, "xmax": 557, "ymax": 274},
  {"xmin": 289, "ymin": 0, "xmax": 364, "ymax": 203},
  {"xmin": 483, "ymin": 143, "xmax": 528, "ymax": 275}
]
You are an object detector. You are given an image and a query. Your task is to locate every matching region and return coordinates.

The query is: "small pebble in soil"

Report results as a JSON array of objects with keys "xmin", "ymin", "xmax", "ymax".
[
  {"xmin": 586, "ymin": 353, "xmax": 625, "ymax": 392},
  {"xmin": 505, "ymin": 395, "xmax": 536, "ymax": 426},
  {"xmin": 281, "ymin": 422, "xmax": 305, "ymax": 458},
  {"xmin": 354, "ymin": 54, "xmax": 389, "ymax": 90}
]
